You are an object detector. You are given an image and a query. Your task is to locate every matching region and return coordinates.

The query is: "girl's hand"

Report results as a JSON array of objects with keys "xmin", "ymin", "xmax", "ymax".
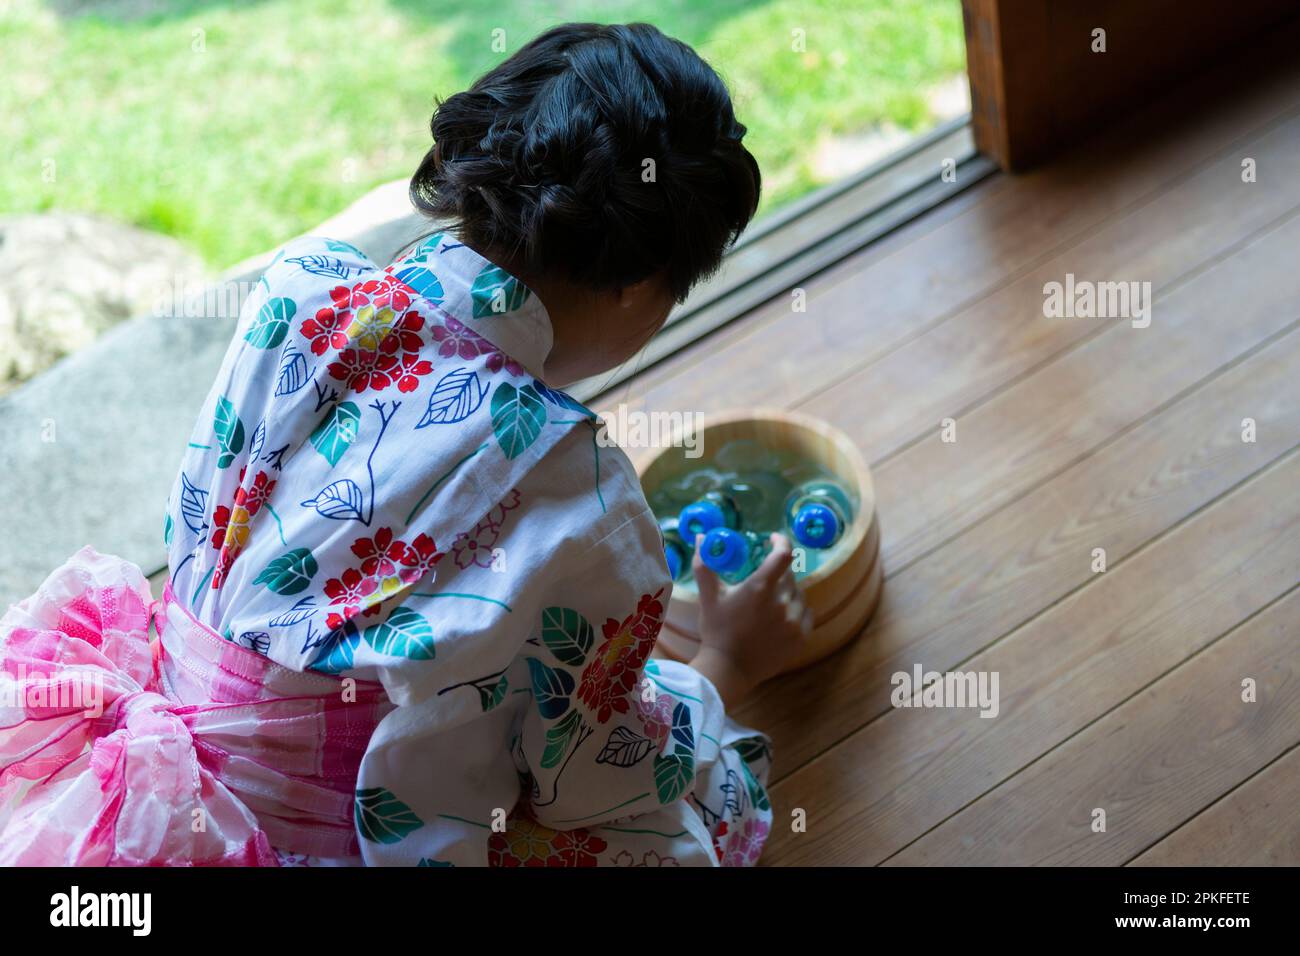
[{"xmin": 688, "ymin": 533, "xmax": 813, "ymax": 707}]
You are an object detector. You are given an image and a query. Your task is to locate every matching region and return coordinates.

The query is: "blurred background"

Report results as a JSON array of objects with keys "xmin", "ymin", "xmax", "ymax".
[{"xmin": 0, "ymin": 0, "xmax": 966, "ymax": 391}]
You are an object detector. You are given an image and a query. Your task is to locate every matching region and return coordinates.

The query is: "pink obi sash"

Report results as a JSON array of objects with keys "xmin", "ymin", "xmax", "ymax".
[{"xmin": 0, "ymin": 548, "xmax": 391, "ymax": 866}]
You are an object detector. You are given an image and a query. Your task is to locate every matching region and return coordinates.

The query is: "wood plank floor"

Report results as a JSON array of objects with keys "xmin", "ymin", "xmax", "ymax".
[{"xmin": 599, "ymin": 24, "xmax": 1300, "ymax": 866}]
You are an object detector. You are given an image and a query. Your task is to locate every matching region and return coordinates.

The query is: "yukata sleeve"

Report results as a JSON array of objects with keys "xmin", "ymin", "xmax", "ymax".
[{"xmin": 514, "ymin": 507, "xmax": 739, "ymax": 832}]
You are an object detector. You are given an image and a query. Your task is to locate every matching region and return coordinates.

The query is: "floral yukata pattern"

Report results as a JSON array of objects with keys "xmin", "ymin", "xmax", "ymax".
[{"xmin": 164, "ymin": 232, "xmax": 774, "ymax": 866}]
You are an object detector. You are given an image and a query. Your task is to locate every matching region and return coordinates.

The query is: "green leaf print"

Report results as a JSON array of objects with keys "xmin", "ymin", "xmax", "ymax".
[
  {"xmin": 490, "ymin": 383, "xmax": 546, "ymax": 460},
  {"xmin": 253, "ymin": 547, "xmax": 318, "ymax": 595},
  {"xmin": 408, "ymin": 233, "xmax": 443, "ymax": 258},
  {"xmin": 526, "ymin": 657, "xmax": 574, "ymax": 720},
  {"xmin": 324, "ymin": 238, "xmax": 367, "ymax": 257},
  {"xmin": 540, "ymin": 606, "xmax": 594, "ymax": 666},
  {"xmin": 652, "ymin": 752, "xmax": 695, "ymax": 805},
  {"xmin": 734, "ymin": 737, "xmax": 771, "ymax": 768},
  {"xmin": 476, "ymin": 673, "xmax": 509, "ymax": 712},
  {"xmin": 362, "ymin": 606, "xmax": 436, "ymax": 660},
  {"xmin": 355, "ymin": 787, "xmax": 423, "ymax": 845},
  {"xmin": 541, "ymin": 709, "xmax": 584, "ymax": 769},
  {"xmin": 740, "ymin": 757, "xmax": 771, "ymax": 812},
  {"xmin": 416, "ymin": 858, "xmax": 454, "ymax": 867},
  {"xmin": 309, "ymin": 401, "xmax": 361, "ymax": 466},
  {"xmin": 163, "ymin": 512, "xmax": 174, "ymax": 547},
  {"xmin": 244, "ymin": 296, "xmax": 296, "ymax": 349},
  {"xmin": 213, "ymin": 395, "xmax": 245, "ymax": 469},
  {"xmin": 470, "ymin": 263, "xmax": 531, "ymax": 317}
]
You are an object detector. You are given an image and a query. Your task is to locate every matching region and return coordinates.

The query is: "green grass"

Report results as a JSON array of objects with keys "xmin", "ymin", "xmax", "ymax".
[{"xmin": 2, "ymin": 0, "xmax": 965, "ymax": 269}]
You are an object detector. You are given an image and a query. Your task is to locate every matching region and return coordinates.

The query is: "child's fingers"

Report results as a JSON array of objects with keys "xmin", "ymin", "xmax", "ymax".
[
  {"xmin": 752, "ymin": 533, "xmax": 795, "ymax": 587},
  {"xmin": 782, "ymin": 589, "xmax": 804, "ymax": 625},
  {"xmin": 692, "ymin": 534, "xmax": 721, "ymax": 604}
]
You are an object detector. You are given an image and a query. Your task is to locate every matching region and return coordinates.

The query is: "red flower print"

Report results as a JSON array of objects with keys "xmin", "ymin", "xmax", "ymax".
[
  {"xmin": 351, "ymin": 527, "xmax": 408, "ymax": 578},
  {"xmin": 324, "ymin": 567, "xmax": 379, "ymax": 623},
  {"xmin": 211, "ymin": 504, "xmax": 233, "ymax": 552},
  {"xmin": 577, "ymin": 591, "xmax": 665, "ymax": 724},
  {"xmin": 322, "ymin": 530, "xmax": 444, "ymax": 629},
  {"xmin": 431, "ymin": 317, "xmax": 488, "ymax": 361},
  {"xmin": 377, "ymin": 310, "xmax": 426, "ymax": 355},
  {"xmin": 712, "ymin": 820, "xmax": 729, "ymax": 863},
  {"xmin": 212, "ymin": 550, "xmax": 236, "ymax": 591},
  {"xmin": 328, "ymin": 348, "xmax": 398, "ymax": 393},
  {"xmin": 487, "ymin": 817, "xmax": 607, "ymax": 867},
  {"xmin": 209, "ymin": 468, "xmax": 276, "ymax": 589},
  {"xmin": 350, "ymin": 275, "xmax": 411, "ymax": 313},
  {"xmin": 397, "ymin": 533, "xmax": 443, "ymax": 584},
  {"xmin": 328, "ymin": 284, "xmax": 354, "ymax": 313},
  {"xmin": 234, "ymin": 469, "xmax": 275, "ymax": 513},
  {"xmin": 550, "ymin": 829, "xmax": 607, "ymax": 867},
  {"xmin": 393, "ymin": 352, "xmax": 434, "ymax": 393},
  {"xmin": 301, "ymin": 306, "xmax": 349, "ymax": 356},
  {"xmin": 327, "ymin": 335, "xmax": 430, "ymax": 394}
]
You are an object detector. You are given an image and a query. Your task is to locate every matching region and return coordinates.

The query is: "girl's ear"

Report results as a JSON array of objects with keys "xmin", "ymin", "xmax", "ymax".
[
  {"xmin": 614, "ymin": 276, "xmax": 650, "ymax": 304},
  {"xmin": 616, "ymin": 273, "xmax": 676, "ymax": 319},
  {"xmin": 615, "ymin": 274, "xmax": 676, "ymax": 348}
]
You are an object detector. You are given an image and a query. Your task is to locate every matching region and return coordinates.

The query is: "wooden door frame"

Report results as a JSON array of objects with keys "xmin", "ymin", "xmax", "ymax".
[{"xmin": 962, "ymin": 0, "xmax": 1300, "ymax": 171}]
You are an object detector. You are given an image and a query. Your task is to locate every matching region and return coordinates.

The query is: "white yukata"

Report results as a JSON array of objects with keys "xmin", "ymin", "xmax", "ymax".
[{"xmin": 163, "ymin": 231, "xmax": 774, "ymax": 867}]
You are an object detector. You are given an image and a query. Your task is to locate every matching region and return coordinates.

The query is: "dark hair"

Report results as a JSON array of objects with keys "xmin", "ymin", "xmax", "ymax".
[{"xmin": 410, "ymin": 22, "xmax": 761, "ymax": 302}]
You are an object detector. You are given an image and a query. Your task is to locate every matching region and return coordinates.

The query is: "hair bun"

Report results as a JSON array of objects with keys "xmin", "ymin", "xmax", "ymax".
[{"xmin": 410, "ymin": 22, "xmax": 760, "ymax": 301}]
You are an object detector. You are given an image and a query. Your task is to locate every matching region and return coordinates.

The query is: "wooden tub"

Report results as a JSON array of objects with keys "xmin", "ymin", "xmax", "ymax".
[{"xmin": 638, "ymin": 408, "xmax": 882, "ymax": 673}]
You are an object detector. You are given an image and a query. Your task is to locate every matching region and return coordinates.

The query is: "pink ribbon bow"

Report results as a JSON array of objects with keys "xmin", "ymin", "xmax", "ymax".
[{"xmin": 0, "ymin": 548, "xmax": 388, "ymax": 866}]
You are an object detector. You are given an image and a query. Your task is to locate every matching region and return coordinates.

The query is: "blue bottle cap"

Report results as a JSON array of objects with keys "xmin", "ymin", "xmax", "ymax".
[
  {"xmin": 679, "ymin": 500, "xmax": 727, "ymax": 538},
  {"xmin": 700, "ymin": 528, "xmax": 747, "ymax": 575},
  {"xmin": 792, "ymin": 502, "xmax": 841, "ymax": 549},
  {"xmin": 664, "ymin": 543, "xmax": 683, "ymax": 581}
]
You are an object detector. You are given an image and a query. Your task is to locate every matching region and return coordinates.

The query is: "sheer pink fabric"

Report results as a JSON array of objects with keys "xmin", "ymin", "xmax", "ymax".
[{"xmin": 0, "ymin": 548, "xmax": 390, "ymax": 866}]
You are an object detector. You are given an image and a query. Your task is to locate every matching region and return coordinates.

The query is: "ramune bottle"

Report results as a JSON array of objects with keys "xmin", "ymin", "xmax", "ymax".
[
  {"xmin": 698, "ymin": 527, "xmax": 770, "ymax": 584},
  {"xmin": 678, "ymin": 490, "xmax": 740, "ymax": 539},
  {"xmin": 721, "ymin": 472, "xmax": 791, "ymax": 533},
  {"xmin": 784, "ymin": 480, "xmax": 853, "ymax": 550},
  {"xmin": 660, "ymin": 517, "xmax": 692, "ymax": 582}
]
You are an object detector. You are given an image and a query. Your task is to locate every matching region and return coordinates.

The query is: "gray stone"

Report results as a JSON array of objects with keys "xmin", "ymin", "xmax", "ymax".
[
  {"xmin": 0, "ymin": 182, "xmax": 436, "ymax": 607},
  {"xmin": 0, "ymin": 212, "xmax": 209, "ymax": 394}
]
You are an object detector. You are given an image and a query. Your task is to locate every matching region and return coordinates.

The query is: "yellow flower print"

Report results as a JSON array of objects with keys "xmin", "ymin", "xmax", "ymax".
[{"xmin": 345, "ymin": 305, "xmax": 399, "ymax": 352}]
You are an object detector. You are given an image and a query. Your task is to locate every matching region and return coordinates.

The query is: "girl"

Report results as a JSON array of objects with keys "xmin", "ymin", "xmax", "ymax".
[{"xmin": 0, "ymin": 22, "xmax": 811, "ymax": 867}]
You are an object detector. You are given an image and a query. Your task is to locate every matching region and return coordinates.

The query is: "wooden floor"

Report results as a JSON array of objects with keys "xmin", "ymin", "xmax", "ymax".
[{"xmin": 600, "ymin": 28, "xmax": 1300, "ymax": 866}]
